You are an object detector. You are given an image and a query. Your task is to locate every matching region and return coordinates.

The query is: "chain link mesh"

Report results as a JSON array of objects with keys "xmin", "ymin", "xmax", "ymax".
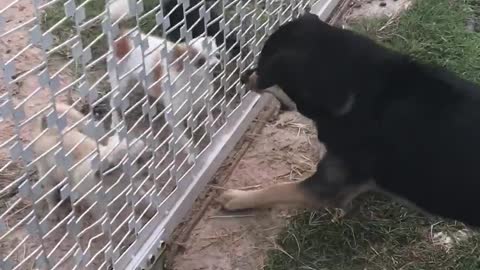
[{"xmin": 0, "ymin": 0, "xmax": 325, "ymax": 268}]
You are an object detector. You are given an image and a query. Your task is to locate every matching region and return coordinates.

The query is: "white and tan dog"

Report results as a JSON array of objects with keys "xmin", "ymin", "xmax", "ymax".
[
  {"xmin": 32, "ymin": 102, "xmax": 154, "ymax": 222},
  {"xmin": 108, "ymin": 0, "xmax": 221, "ymax": 163}
]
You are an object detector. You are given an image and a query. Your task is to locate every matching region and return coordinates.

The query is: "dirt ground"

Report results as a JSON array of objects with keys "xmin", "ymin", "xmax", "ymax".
[
  {"xmin": 0, "ymin": 0, "xmax": 88, "ymax": 268},
  {"xmin": 0, "ymin": 0, "xmax": 73, "ymax": 191},
  {"xmin": 170, "ymin": 100, "xmax": 324, "ymax": 270},
  {"xmin": 345, "ymin": 0, "xmax": 412, "ymax": 22},
  {"xmin": 169, "ymin": 1, "xmax": 414, "ymax": 269}
]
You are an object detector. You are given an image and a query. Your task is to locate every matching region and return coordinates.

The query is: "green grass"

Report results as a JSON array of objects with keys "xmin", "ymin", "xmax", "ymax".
[
  {"xmin": 266, "ymin": 0, "xmax": 480, "ymax": 269},
  {"xmin": 267, "ymin": 196, "xmax": 480, "ymax": 270},
  {"xmin": 352, "ymin": 0, "xmax": 480, "ymax": 83}
]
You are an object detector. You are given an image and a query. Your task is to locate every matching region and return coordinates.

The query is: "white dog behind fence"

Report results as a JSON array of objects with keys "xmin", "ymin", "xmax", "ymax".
[
  {"xmin": 108, "ymin": 0, "xmax": 221, "ymax": 164},
  {"xmin": 0, "ymin": 0, "xmax": 329, "ymax": 268},
  {"xmin": 32, "ymin": 103, "xmax": 155, "ymax": 225}
]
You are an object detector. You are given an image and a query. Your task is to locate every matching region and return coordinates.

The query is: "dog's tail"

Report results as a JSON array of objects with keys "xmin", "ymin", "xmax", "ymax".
[{"xmin": 108, "ymin": 0, "xmax": 134, "ymax": 22}]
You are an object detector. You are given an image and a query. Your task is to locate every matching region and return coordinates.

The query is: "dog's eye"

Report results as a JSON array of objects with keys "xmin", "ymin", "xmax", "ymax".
[
  {"xmin": 137, "ymin": 150, "xmax": 153, "ymax": 165},
  {"xmin": 95, "ymin": 162, "xmax": 115, "ymax": 178},
  {"xmin": 195, "ymin": 56, "xmax": 206, "ymax": 67}
]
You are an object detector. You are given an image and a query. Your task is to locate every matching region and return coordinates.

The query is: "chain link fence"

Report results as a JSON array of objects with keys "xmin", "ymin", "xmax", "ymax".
[{"xmin": 0, "ymin": 0, "xmax": 338, "ymax": 269}]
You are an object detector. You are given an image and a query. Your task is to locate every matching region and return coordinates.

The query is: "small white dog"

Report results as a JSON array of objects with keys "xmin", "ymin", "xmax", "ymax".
[
  {"xmin": 108, "ymin": 0, "xmax": 221, "ymax": 163},
  {"xmin": 32, "ymin": 102, "xmax": 154, "ymax": 222}
]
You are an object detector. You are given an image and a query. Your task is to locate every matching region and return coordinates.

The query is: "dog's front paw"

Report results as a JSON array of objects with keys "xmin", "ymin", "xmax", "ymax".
[{"xmin": 217, "ymin": 189, "xmax": 253, "ymax": 211}]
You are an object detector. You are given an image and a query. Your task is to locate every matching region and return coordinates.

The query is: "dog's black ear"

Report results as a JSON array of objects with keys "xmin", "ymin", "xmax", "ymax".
[
  {"xmin": 255, "ymin": 49, "xmax": 304, "ymax": 90},
  {"xmin": 256, "ymin": 49, "xmax": 355, "ymax": 116}
]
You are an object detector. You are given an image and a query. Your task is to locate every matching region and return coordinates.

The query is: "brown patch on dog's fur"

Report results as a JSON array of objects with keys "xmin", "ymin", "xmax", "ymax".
[
  {"xmin": 114, "ymin": 35, "xmax": 131, "ymax": 59},
  {"xmin": 173, "ymin": 44, "xmax": 188, "ymax": 71},
  {"xmin": 172, "ymin": 44, "xmax": 200, "ymax": 71}
]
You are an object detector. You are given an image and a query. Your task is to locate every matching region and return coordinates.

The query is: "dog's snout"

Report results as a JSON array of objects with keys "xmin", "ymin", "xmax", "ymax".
[
  {"xmin": 241, "ymin": 69, "xmax": 256, "ymax": 85},
  {"xmin": 241, "ymin": 69, "xmax": 261, "ymax": 93}
]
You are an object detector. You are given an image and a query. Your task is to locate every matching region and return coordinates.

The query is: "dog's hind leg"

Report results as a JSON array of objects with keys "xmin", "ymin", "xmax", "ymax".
[{"xmin": 218, "ymin": 154, "xmax": 372, "ymax": 211}]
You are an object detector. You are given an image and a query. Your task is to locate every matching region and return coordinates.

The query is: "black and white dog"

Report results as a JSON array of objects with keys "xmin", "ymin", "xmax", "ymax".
[
  {"xmin": 162, "ymin": 0, "xmax": 240, "ymax": 57},
  {"xmin": 110, "ymin": 0, "xmax": 240, "ymax": 57},
  {"xmin": 218, "ymin": 12, "xmax": 480, "ymax": 228}
]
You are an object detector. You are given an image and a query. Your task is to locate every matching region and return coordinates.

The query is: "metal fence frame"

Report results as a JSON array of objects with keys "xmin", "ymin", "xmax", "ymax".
[
  {"xmin": 0, "ymin": 0, "xmax": 340, "ymax": 269},
  {"xmin": 126, "ymin": 1, "xmax": 341, "ymax": 269}
]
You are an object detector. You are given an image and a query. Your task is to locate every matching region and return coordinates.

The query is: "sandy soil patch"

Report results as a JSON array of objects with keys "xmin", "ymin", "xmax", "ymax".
[{"xmin": 170, "ymin": 99, "xmax": 325, "ymax": 270}]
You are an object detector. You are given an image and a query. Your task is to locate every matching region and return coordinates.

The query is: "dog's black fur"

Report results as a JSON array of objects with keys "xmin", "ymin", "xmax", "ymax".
[
  {"xmin": 246, "ymin": 13, "xmax": 480, "ymax": 227},
  {"xmin": 163, "ymin": 0, "xmax": 240, "ymax": 57}
]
